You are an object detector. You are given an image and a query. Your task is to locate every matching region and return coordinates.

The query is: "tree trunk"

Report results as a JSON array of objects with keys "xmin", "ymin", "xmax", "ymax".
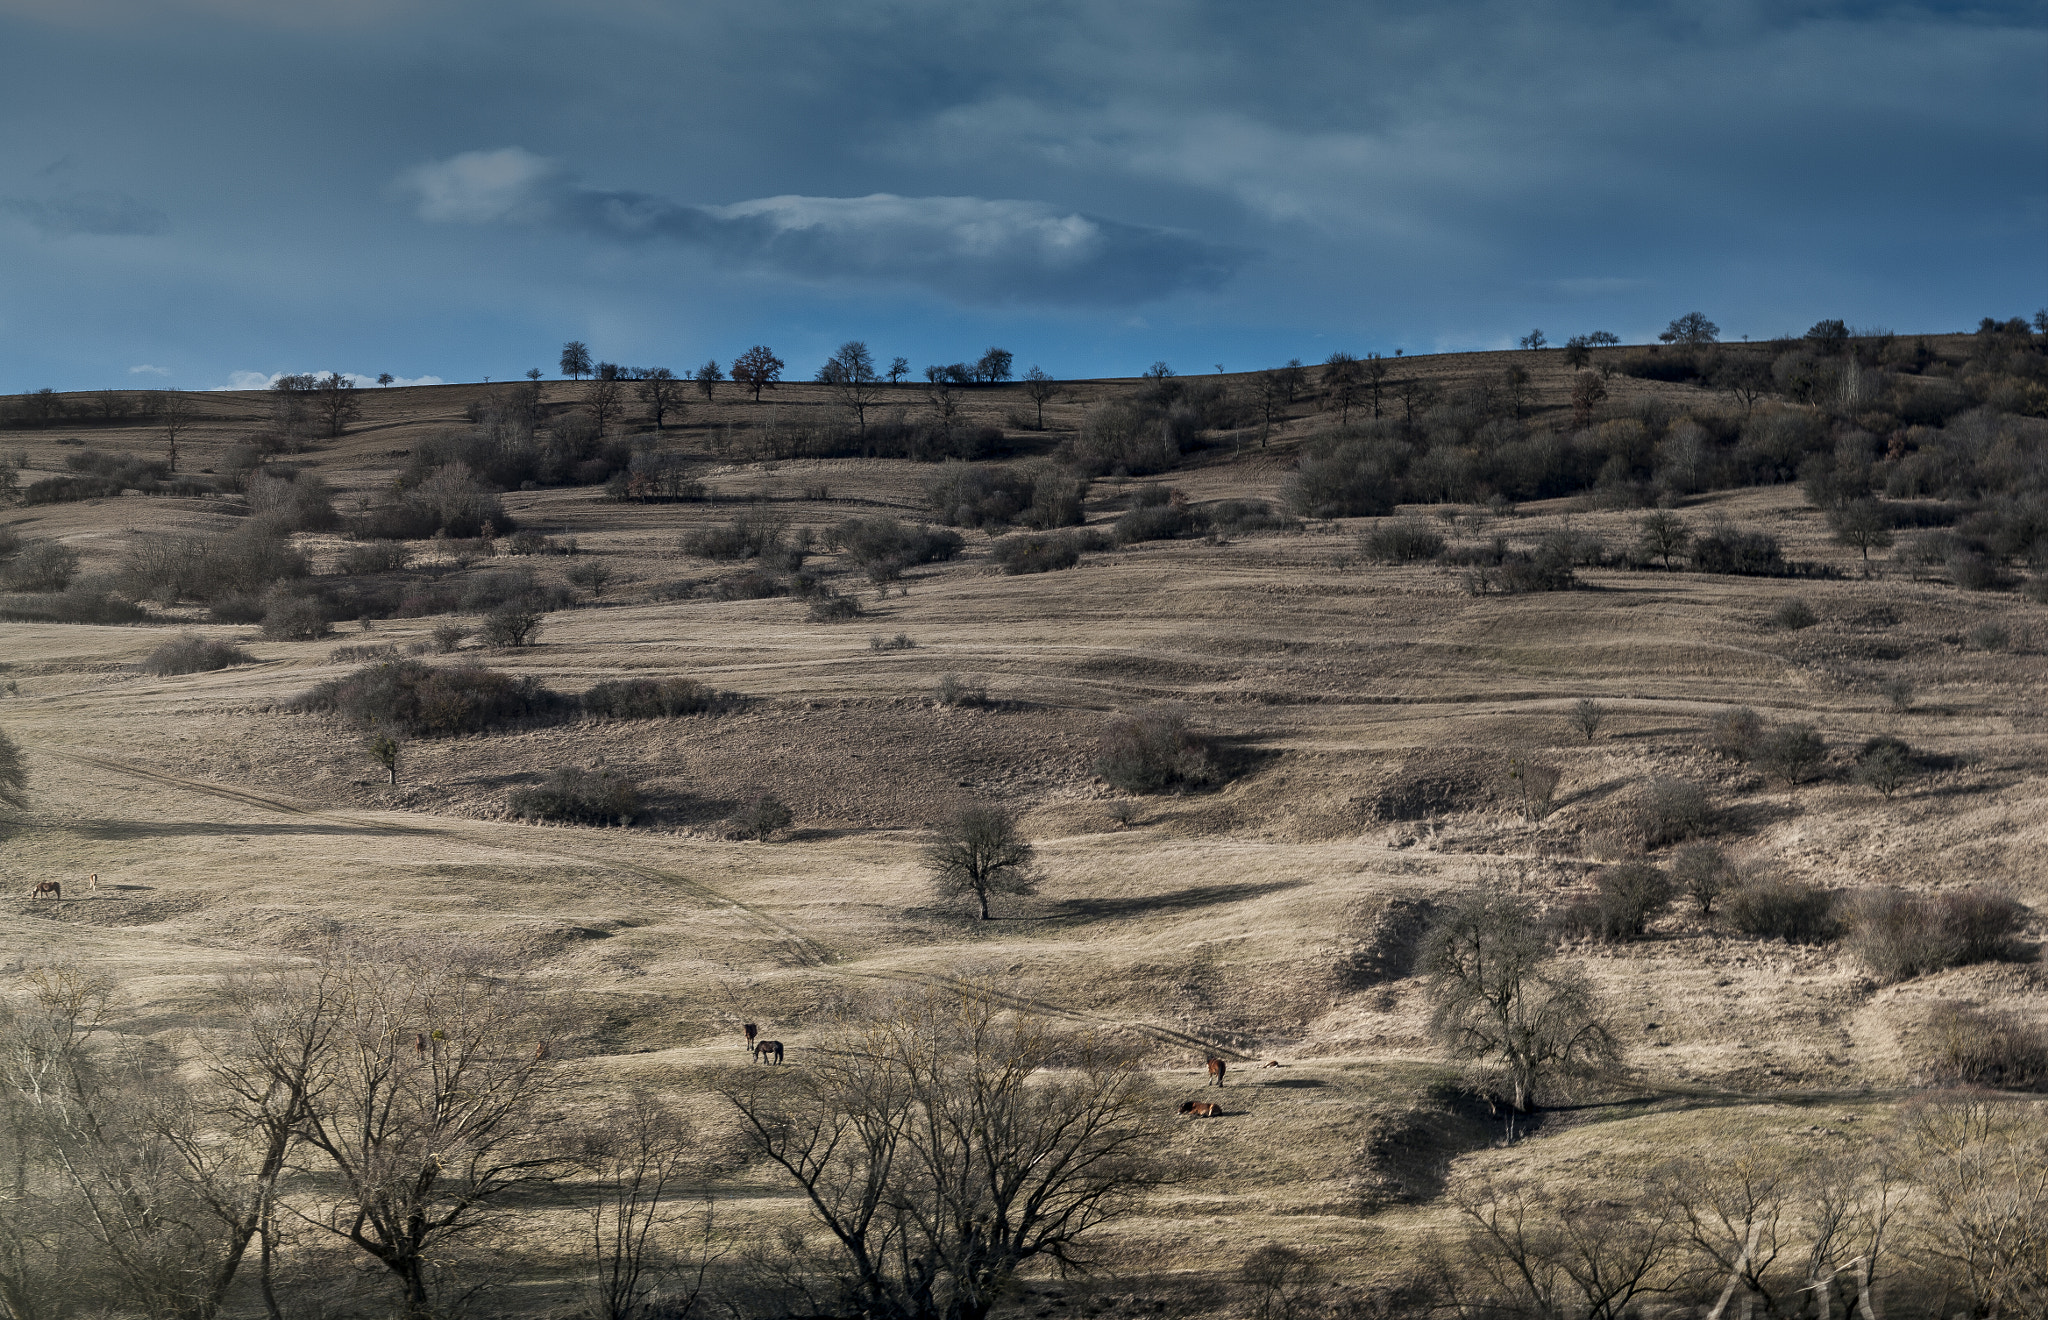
[{"xmin": 977, "ymin": 891, "xmax": 990, "ymax": 921}]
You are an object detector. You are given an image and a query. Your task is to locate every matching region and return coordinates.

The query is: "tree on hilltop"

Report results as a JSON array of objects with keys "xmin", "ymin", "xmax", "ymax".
[
  {"xmin": 731, "ymin": 345, "xmax": 784, "ymax": 402},
  {"xmin": 1659, "ymin": 313, "xmax": 1719, "ymax": 347},
  {"xmin": 560, "ymin": 341, "xmax": 593, "ymax": 380}
]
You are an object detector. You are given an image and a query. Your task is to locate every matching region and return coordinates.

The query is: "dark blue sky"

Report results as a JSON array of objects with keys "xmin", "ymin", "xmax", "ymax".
[{"xmin": 2, "ymin": 0, "xmax": 2042, "ymax": 392}]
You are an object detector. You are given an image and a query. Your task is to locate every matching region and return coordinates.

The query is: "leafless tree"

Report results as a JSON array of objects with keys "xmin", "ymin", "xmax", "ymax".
[
  {"xmin": 1021, "ymin": 366, "xmax": 1060, "ymax": 430},
  {"xmin": 713, "ymin": 981, "xmax": 1172, "ymax": 1320},
  {"xmin": 634, "ymin": 368, "xmax": 686, "ymax": 432},
  {"xmin": 1362, "ymin": 353, "xmax": 1389, "ymax": 418},
  {"xmin": 693, "ymin": 359, "xmax": 722, "ymax": 402},
  {"xmin": 1322, "ymin": 352, "xmax": 1362, "ymax": 425},
  {"xmin": 313, "ymin": 373, "xmax": 360, "ymax": 437},
  {"xmin": 586, "ymin": 377, "xmax": 626, "ymax": 435},
  {"xmin": 731, "ymin": 346, "xmax": 784, "ymax": 402},
  {"xmin": 1905, "ymin": 1094, "xmax": 2048, "ymax": 1318},
  {"xmin": 1437, "ymin": 1177, "xmax": 1681, "ymax": 1319},
  {"xmin": 923, "ymin": 806, "xmax": 1035, "ymax": 920},
  {"xmin": 562, "ymin": 341, "xmax": 593, "ymax": 380},
  {"xmin": 821, "ymin": 341, "xmax": 884, "ymax": 436},
  {"xmin": 578, "ymin": 1092, "xmax": 724, "ymax": 1320},
  {"xmin": 1568, "ymin": 697, "xmax": 1607, "ymax": 742}
]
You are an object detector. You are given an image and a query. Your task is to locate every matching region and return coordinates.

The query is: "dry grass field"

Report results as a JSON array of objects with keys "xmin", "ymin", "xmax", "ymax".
[{"xmin": 2, "ymin": 343, "xmax": 2044, "ymax": 1318}]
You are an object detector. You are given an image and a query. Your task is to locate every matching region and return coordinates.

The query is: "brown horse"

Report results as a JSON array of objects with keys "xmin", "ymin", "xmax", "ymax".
[
  {"xmin": 744, "ymin": 1023, "xmax": 759, "ymax": 1050},
  {"xmin": 1179, "ymin": 1101, "xmax": 1223, "ymax": 1118},
  {"xmin": 1206, "ymin": 1057, "xmax": 1226, "ymax": 1087},
  {"xmin": 28, "ymin": 881, "xmax": 60, "ymax": 901},
  {"xmin": 754, "ymin": 1039, "xmax": 784, "ymax": 1065}
]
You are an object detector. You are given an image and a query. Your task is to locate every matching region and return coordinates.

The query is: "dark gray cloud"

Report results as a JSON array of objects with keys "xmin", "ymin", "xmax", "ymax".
[
  {"xmin": 2, "ymin": 190, "xmax": 167, "ymax": 236},
  {"xmin": 396, "ymin": 148, "xmax": 1244, "ymax": 305}
]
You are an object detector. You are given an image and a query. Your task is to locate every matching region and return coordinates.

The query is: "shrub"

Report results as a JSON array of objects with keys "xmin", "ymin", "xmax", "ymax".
[
  {"xmin": 0, "ymin": 540, "xmax": 80, "ymax": 592},
  {"xmin": 1854, "ymin": 735, "xmax": 1913, "ymax": 797},
  {"xmin": 294, "ymin": 659, "xmax": 569, "ymax": 736},
  {"xmin": 329, "ymin": 643, "xmax": 399, "ymax": 664},
  {"xmin": 1692, "ymin": 528, "xmax": 1788, "ymax": 576},
  {"xmin": 1096, "ymin": 706, "xmax": 1219, "ymax": 793},
  {"xmin": 430, "ymin": 623, "xmax": 471, "ymax": 654},
  {"xmin": 869, "ymin": 633, "xmax": 916, "ymax": 651},
  {"xmin": 1879, "ymin": 675, "xmax": 1915, "ymax": 713},
  {"xmin": 565, "ymin": 560, "xmax": 615, "ymax": 596},
  {"xmin": 1283, "ymin": 436, "xmax": 1405, "ymax": 518},
  {"xmin": 1567, "ymin": 697, "xmax": 1606, "ymax": 741},
  {"xmin": 711, "ymin": 570, "xmax": 786, "ymax": 600},
  {"xmin": 682, "ymin": 511, "xmax": 799, "ymax": 564},
  {"xmin": 990, "ymin": 530, "xmax": 1091, "ymax": 574},
  {"xmin": 1708, "ymin": 707, "xmax": 1763, "ymax": 760},
  {"xmin": 245, "ymin": 471, "xmax": 338, "ymax": 533},
  {"xmin": 1846, "ymin": 888, "xmax": 2029, "ymax": 983},
  {"xmin": 1465, "ymin": 547, "xmax": 1577, "ymax": 594},
  {"xmin": 505, "ymin": 529, "xmax": 575, "ymax": 556},
  {"xmin": 140, "ymin": 633, "xmax": 256, "ymax": 676},
  {"xmin": 1113, "ymin": 501, "xmax": 1208, "ymax": 544},
  {"xmin": 1755, "ymin": 724, "xmax": 1826, "ymax": 784},
  {"xmin": 733, "ymin": 793, "xmax": 794, "ymax": 841},
  {"xmin": 1772, "ymin": 596, "xmax": 1817, "ymax": 630},
  {"xmin": 261, "ymin": 594, "xmax": 333, "ymax": 642},
  {"xmin": 806, "ymin": 590, "xmax": 862, "ymax": 622},
  {"xmin": 932, "ymin": 672, "xmax": 987, "ymax": 708},
  {"xmin": 508, "ymin": 767, "xmax": 642, "ymax": 825},
  {"xmin": 1964, "ymin": 621, "xmax": 2011, "ymax": 651},
  {"xmin": 1634, "ymin": 777, "xmax": 1714, "ymax": 848},
  {"xmin": 0, "ymin": 586, "xmax": 149, "ymax": 624},
  {"xmin": 355, "ymin": 462, "xmax": 511, "ymax": 540},
  {"xmin": 926, "ymin": 462, "xmax": 1088, "ymax": 530},
  {"xmin": 1207, "ymin": 500, "xmax": 1300, "ymax": 535},
  {"xmin": 23, "ymin": 474, "xmax": 122, "ymax": 504},
  {"xmin": 208, "ymin": 594, "xmax": 267, "ymax": 624},
  {"xmin": 480, "ymin": 604, "xmax": 544, "ymax": 647},
  {"xmin": 1723, "ymin": 880, "xmax": 1840, "ymax": 943},
  {"xmin": 338, "ymin": 541, "xmax": 411, "ymax": 575},
  {"xmin": 582, "ymin": 677, "xmax": 725, "ymax": 719},
  {"xmin": 1504, "ymin": 755, "xmax": 1562, "ymax": 821},
  {"xmin": 1672, "ymin": 844, "xmax": 1734, "ymax": 915},
  {"xmin": 1358, "ymin": 518, "xmax": 1445, "ymax": 564},
  {"xmin": 1925, "ymin": 1004, "xmax": 2048, "ymax": 1091},
  {"xmin": 831, "ymin": 517, "xmax": 962, "ymax": 580},
  {"xmin": 1558, "ymin": 861, "xmax": 1672, "ymax": 942},
  {"xmin": 1948, "ymin": 552, "xmax": 2003, "ymax": 592}
]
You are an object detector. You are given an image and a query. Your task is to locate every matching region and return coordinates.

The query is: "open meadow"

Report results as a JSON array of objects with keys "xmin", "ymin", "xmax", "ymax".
[{"xmin": 2, "ymin": 333, "xmax": 2045, "ymax": 1318}]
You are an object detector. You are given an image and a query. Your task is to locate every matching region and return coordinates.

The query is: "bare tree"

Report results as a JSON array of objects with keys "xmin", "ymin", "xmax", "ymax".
[
  {"xmin": 1570, "ymin": 370, "xmax": 1608, "ymax": 427},
  {"xmin": 1829, "ymin": 499, "xmax": 1893, "ymax": 562},
  {"xmin": 975, "ymin": 347, "xmax": 1013, "ymax": 383},
  {"xmin": 0, "ymin": 729, "xmax": 25, "ymax": 818},
  {"xmin": 586, "ymin": 377, "xmax": 626, "ymax": 435},
  {"xmin": 1659, "ymin": 312, "xmax": 1720, "ymax": 347},
  {"xmin": 313, "ymin": 373, "xmax": 360, "ymax": 438},
  {"xmin": 1362, "ymin": 353, "xmax": 1389, "ymax": 418},
  {"xmin": 1637, "ymin": 511, "xmax": 1691, "ymax": 570},
  {"xmin": 713, "ymin": 981, "xmax": 1172, "ymax": 1320},
  {"xmin": 887, "ymin": 355, "xmax": 911, "ymax": 384},
  {"xmin": 693, "ymin": 359, "xmax": 722, "ymax": 402},
  {"xmin": 923, "ymin": 806, "xmax": 1035, "ymax": 920},
  {"xmin": 1322, "ymin": 352, "xmax": 1362, "ymax": 424},
  {"xmin": 561, "ymin": 341, "xmax": 593, "ymax": 380},
  {"xmin": 579, "ymin": 1093, "xmax": 723, "ymax": 1320},
  {"xmin": 1907, "ymin": 1094, "xmax": 2048, "ymax": 1318},
  {"xmin": 285, "ymin": 939, "xmax": 572, "ymax": 1317},
  {"xmin": 730, "ymin": 345, "xmax": 784, "ymax": 402},
  {"xmin": 1254, "ymin": 370, "xmax": 1290, "ymax": 445},
  {"xmin": 821, "ymin": 341, "xmax": 883, "ymax": 436},
  {"xmin": 634, "ymin": 368, "xmax": 686, "ymax": 432},
  {"xmin": 1438, "ymin": 1178, "xmax": 1681, "ymax": 1319},
  {"xmin": 1568, "ymin": 697, "xmax": 1607, "ymax": 741},
  {"xmin": 1420, "ymin": 889, "xmax": 1620, "ymax": 1111},
  {"xmin": 1518, "ymin": 329, "xmax": 1548, "ymax": 351},
  {"xmin": 1021, "ymin": 366, "xmax": 1060, "ymax": 429}
]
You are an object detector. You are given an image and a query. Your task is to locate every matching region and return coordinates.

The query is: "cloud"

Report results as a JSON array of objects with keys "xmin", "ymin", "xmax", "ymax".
[
  {"xmin": 396, "ymin": 149, "xmax": 1244, "ymax": 304},
  {"xmin": 127, "ymin": 364, "xmax": 172, "ymax": 377},
  {"xmin": 1, "ymin": 191, "xmax": 168, "ymax": 236}
]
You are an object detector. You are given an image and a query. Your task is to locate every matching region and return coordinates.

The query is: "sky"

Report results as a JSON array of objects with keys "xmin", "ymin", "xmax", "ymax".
[{"xmin": 1, "ymin": 0, "xmax": 2042, "ymax": 393}]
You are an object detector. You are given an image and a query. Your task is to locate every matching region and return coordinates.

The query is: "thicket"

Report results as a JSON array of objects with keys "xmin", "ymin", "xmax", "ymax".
[
  {"xmin": 1926, "ymin": 1003, "xmax": 2048, "ymax": 1090},
  {"xmin": 139, "ymin": 633, "xmax": 256, "ymax": 675},
  {"xmin": 353, "ymin": 462, "xmax": 512, "ymax": 540},
  {"xmin": 1359, "ymin": 518, "xmax": 1445, "ymax": 563},
  {"xmin": 1723, "ymin": 880, "xmax": 1840, "ymax": 943},
  {"xmin": 294, "ymin": 660, "xmax": 571, "ymax": 736},
  {"xmin": 1555, "ymin": 861, "xmax": 1674, "ymax": 942},
  {"xmin": 119, "ymin": 529, "xmax": 310, "ymax": 605},
  {"xmin": 1844, "ymin": 888, "xmax": 2029, "ymax": 983},
  {"xmin": 1206, "ymin": 499, "xmax": 1300, "ymax": 536},
  {"xmin": 0, "ymin": 585, "xmax": 149, "ymax": 624},
  {"xmin": 508, "ymin": 766, "xmax": 642, "ymax": 825},
  {"xmin": 989, "ymin": 528, "xmax": 1107, "ymax": 574},
  {"xmin": 681, "ymin": 510, "xmax": 806, "ymax": 568},
  {"xmin": 0, "ymin": 540, "xmax": 80, "ymax": 592},
  {"xmin": 926, "ymin": 461, "xmax": 1087, "ymax": 529},
  {"xmin": 582, "ymin": 677, "xmax": 728, "ymax": 719},
  {"xmin": 829, "ymin": 516, "xmax": 963, "ymax": 580},
  {"xmin": 245, "ymin": 470, "xmax": 338, "ymax": 533},
  {"xmin": 1095, "ymin": 706, "xmax": 1220, "ymax": 793}
]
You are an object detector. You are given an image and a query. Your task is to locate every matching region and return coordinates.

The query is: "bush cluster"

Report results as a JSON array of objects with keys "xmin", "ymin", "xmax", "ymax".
[
  {"xmin": 1095, "ymin": 707, "xmax": 1220, "ymax": 793},
  {"xmin": 830, "ymin": 517, "xmax": 963, "ymax": 580},
  {"xmin": 926, "ymin": 462, "xmax": 1087, "ymax": 530},
  {"xmin": 508, "ymin": 767, "xmax": 642, "ymax": 825},
  {"xmin": 0, "ymin": 586, "xmax": 149, "ymax": 624},
  {"xmin": 990, "ymin": 529, "xmax": 1107, "ymax": 574},
  {"xmin": 295, "ymin": 660, "xmax": 571, "ymax": 737},
  {"xmin": 582, "ymin": 677, "xmax": 725, "ymax": 719},
  {"xmin": 1925, "ymin": 1004, "xmax": 2048, "ymax": 1090},
  {"xmin": 1844, "ymin": 888, "xmax": 2029, "ymax": 983},
  {"xmin": 1722, "ymin": 880, "xmax": 1840, "ymax": 943},
  {"xmin": 1206, "ymin": 500, "xmax": 1300, "ymax": 536},
  {"xmin": 0, "ymin": 540, "xmax": 80, "ymax": 593},
  {"xmin": 1358, "ymin": 518, "xmax": 1445, "ymax": 564},
  {"xmin": 1555, "ymin": 861, "xmax": 1674, "ymax": 942},
  {"xmin": 140, "ymin": 634, "xmax": 256, "ymax": 676}
]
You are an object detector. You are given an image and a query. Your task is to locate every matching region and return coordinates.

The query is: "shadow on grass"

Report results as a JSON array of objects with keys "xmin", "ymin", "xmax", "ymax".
[{"xmin": 1050, "ymin": 877, "xmax": 1307, "ymax": 924}]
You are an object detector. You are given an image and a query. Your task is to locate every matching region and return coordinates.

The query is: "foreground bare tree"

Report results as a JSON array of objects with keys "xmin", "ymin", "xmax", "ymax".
[
  {"xmin": 714, "ymin": 982, "xmax": 1172, "ymax": 1320},
  {"xmin": 579, "ymin": 1092, "xmax": 723, "ymax": 1320}
]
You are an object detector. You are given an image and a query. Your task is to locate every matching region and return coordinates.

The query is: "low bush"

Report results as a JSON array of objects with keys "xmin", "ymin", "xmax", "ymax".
[
  {"xmin": 0, "ymin": 541, "xmax": 80, "ymax": 592},
  {"xmin": 140, "ymin": 633, "xmax": 256, "ymax": 676},
  {"xmin": 1708, "ymin": 707, "xmax": 1763, "ymax": 760},
  {"xmin": 1207, "ymin": 500, "xmax": 1300, "ymax": 536},
  {"xmin": 806, "ymin": 590, "xmax": 863, "ymax": 622},
  {"xmin": 565, "ymin": 560, "xmax": 615, "ymax": 596},
  {"xmin": 393, "ymin": 584, "xmax": 462, "ymax": 617},
  {"xmin": 260, "ymin": 594, "xmax": 333, "ymax": 642},
  {"xmin": 1463, "ymin": 548, "xmax": 1576, "ymax": 594},
  {"xmin": 1692, "ymin": 528, "xmax": 1789, "ymax": 576},
  {"xmin": 1964, "ymin": 621, "xmax": 2011, "ymax": 652},
  {"xmin": 869, "ymin": 633, "xmax": 916, "ymax": 651},
  {"xmin": 733, "ymin": 793, "xmax": 794, "ymax": 841},
  {"xmin": 1947, "ymin": 552, "xmax": 2004, "ymax": 592},
  {"xmin": 1358, "ymin": 519, "xmax": 1445, "ymax": 564},
  {"xmin": 1504, "ymin": 754, "xmax": 1562, "ymax": 821},
  {"xmin": 0, "ymin": 587, "xmax": 149, "ymax": 624},
  {"xmin": 1771, "ymin": 596, "xmax": 1817, "ymax": 630},
  {"xmin": 1633, "ymin": 777, "xmax": 1714, "ymax": 848},
  {"xmin": 1556, "ymin": 861, "xmax": 1673, "ymax": 942},
  {"xmin": 208, "ymin": 594, "xmax": 267, "ymax": 624},
  {"xmin": 681, "ymin": 511, "xmax": 801, "ymax": 565},
  {"xmin": 1672, "ymin": 843, "xmax": 1734, "ymax": 915},
  {"xmin": 1845, "ymin": 887, "xmax": 2029, "ymax": 984},
  {"xmin": 711, "ymin": 570, "xmax": 786, "ymax": 601},
  {"xmin": 245, "ymin": 471, "xmax": 338, "ymax": 533},
  {"xmin": 294, "ymin": 659, "xmax": 570, "ymax": 736},
  {"xmin": 830, "ymin": 517, "xmax": 964, "ymax": 581},
  {"xmin": 1925, "ymin": 1004, "xmax": 2048, "ymax": 1091},
  {"xmin": 23, "ymin": 474, "xmax": 123, "ymax": 504},
  {"xmin": 430, "ymin": 623, "xmax": 471, "ymax": 653},
  {"xmin": 1854, "ymin": 735, "xmax": 1914, "ymax": 797},
  {"xmin": 329, "ymin": 643, "xmax": 399, "ymax": 664},
  {"xmin": 932, "ymin": 672, "xmax": 988, "ymax": 708},
  {"xmin": 1755, "ymin": 724, "xmax": 1827, "ymax": 784},
  {"xmin": 1096, "ymin": 706, "xmax": 1220, "ymax": 793},
  {"xmin": 338, "ymin": 541, "xmax": 411, "ymax": 575},
  {"xmin": 508, "ymin": 767, "xmax": 642, "ymax": 826},
  {"xmin": 582, "ymin": 677, "xmax": 726, "ymax": 719},
  {"xmin": 926, "ymin": 462, "xmax": 1088, "ymax": 530},
  {"xmin": 480, "ymin": 604, "xmax": 544, "ymax": 647},
  {"xmin": 1283, "ymin": 436, "xmax": 1405, "ymax": 518},
  {"xmin": 990, "ymin": 530, "xmax": 1093, "ymax": 574},
  {"xmin": 1113, "ymin": 502, "xmax": 1209, "ymax": 544},
  {"xmin": 505, "ymin": 529, "xmax": 576, "ymax": 556},
  {"xmin": 1723, "ymin": 880, "xmax": 1840, "ymax": 943}
]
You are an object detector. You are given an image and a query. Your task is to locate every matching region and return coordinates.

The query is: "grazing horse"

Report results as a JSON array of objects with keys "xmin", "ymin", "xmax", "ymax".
[
  {"xmin": 744, "ymin": 1023, "xmax": 759, "ymax": 1051},
  {"xmin": 28, "ymin": 881, "xmax": 60, "ymax": 901},
  {"xmin": 414, "ymin": 1033, "xmax": 429, "ymax": 1056},
  {"xmin": 1179, "ymin": 1101, "xmax": 1223, "ymax": 1118},
  {"xmin": 754, "ymin": 1039, "xmax": 784, "ymax": 1065},
  {"xmin": 88, "ymin": 873, "xmax": 100, "ymax": 891},
  {"xmin": 1206, "ymin": 1057, "xmax": 1226, "ymax": 1087}
]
